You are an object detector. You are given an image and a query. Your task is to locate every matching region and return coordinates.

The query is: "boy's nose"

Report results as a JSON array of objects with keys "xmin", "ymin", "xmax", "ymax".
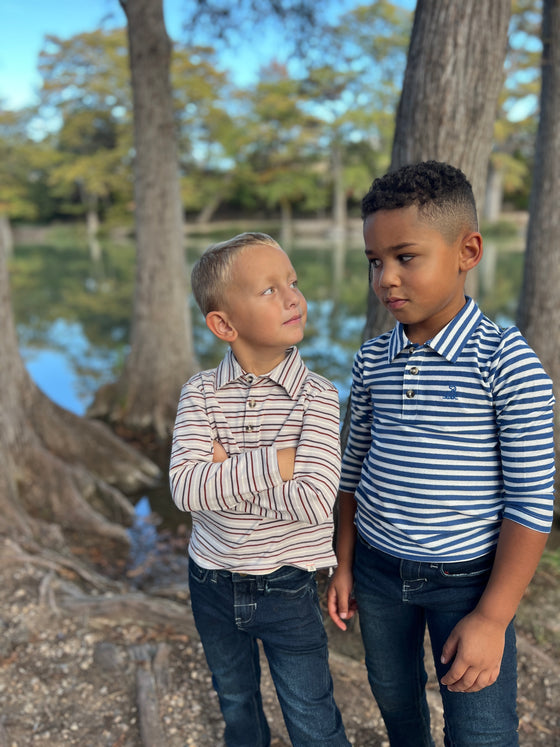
[
  {"xmin": 378, "ymin": 264, "xmax": 399, "ymax": 288},
  {"xmin": 285, "ymin": 286, "xmax": 300, "ymax": 306}
]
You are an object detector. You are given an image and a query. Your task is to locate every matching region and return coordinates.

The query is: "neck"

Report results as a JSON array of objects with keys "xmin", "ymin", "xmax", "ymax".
[{"xmin": 231, "ymin": 345, "xmax": 290, "ymax": 376}]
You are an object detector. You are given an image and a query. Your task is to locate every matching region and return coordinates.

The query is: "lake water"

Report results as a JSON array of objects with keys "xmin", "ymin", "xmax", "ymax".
[
  {"xmin": 13, "ymin": 229, "xmax": 547, "ymax": 542},
  {"xmin": 11, "ymin": 231, "xmax": 524, "ymax": 417}
]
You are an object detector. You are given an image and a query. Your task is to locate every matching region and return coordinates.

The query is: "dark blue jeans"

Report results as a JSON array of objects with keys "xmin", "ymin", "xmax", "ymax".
[
  {"xmin": 353, "ymin": 536, "xmax": 518, "ymax": 747},
  {"xmin": 189, "ymin": 558, "xmax": 350, "ymax": 747}
]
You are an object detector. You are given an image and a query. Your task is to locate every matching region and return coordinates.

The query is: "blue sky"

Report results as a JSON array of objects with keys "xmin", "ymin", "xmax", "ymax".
[
  {"xmin": 1, "ymin": 0, "xmax": 417, "ymax": 112},
  {"xmin": 0, "ymin": 0, "xmax": 189, "ymax": 109}
]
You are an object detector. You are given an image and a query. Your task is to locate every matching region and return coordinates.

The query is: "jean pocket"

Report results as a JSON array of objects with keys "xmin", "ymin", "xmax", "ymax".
[
  {"xmin": 264, "ymin": 567, "xmax": 315, "ymax": 598},
  {"xmin": 440, "ymin": 553, "xmax": 495, "ymax": 579},
  {"xmin": 188, "ymin": 559, "xmax": 213, "ymax": 584}
]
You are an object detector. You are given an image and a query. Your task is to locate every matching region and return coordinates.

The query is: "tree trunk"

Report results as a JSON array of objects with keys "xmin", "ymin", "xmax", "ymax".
[
  {"xmin": 0, "ymin": 233, "xmax": 160, "ymax": 554},
  {"xmin": 195, "ymin": 176, "xmax": 233, "ymax": 225},
  {"xmin": 195, "ymin": 194, "xmax": 222, "ymax": 225},
  {"xmin": 331, "ymin": 142, "xmax": 347, "ymax": 240},
  {"xmin": 517, "ymin": 0, "xmax": 560, "ymax": 515},
  {"xmin": 280, "ymin": 198, "xmax": 294, "ymax": 248},
  {"xmin": 363, "ymin": 0, "xmax": 511, "ymax": 341},
  {"xmin": 484, "ymin": 162, "xmax": 504, "ymax": 223},
  {"xmin": 0, "ymin": 213, "xmax": 13, "ymax": 258},
  {"xmin": 90, "ymin": 0, "xmax": 199, "ymax": 440},
  {"xmin": 86, "ymin": 198, "xmax": 102, "ymax": 262}
]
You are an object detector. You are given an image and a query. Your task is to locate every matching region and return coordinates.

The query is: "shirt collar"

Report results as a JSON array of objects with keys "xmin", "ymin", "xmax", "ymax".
[
  {"xmin": 388, "ymin": 297, "xmax": 483, "ymax": 363},
  {"xmin": 215, "ymin": 346, "xmax": 308, "ymax": 399}
]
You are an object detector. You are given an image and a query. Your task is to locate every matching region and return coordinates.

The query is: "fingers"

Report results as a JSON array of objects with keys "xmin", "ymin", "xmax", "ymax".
[
  {"xmin": 439, "ymin": 614, "xmax": 504, "ymax": 693},
  {"xmin": 212, "ymin": 440, "xmax": 228, "ymax": 463},
  {"xmin": 441, "ymin": 662, "xmax": 500, "ymax": 692},
  {"xmin": 327, "ymin": 581, "xmax": 357, "ymax": 632},
  {"xmin": 327, "ymin": 586, "xmax": 348, "ymax": 631},
  {"xmin": 440, "ymin": 638, "xmax": 501, "ymax": 692},
  {"xmin": 440, "ymin": 630, "xmax": 458, "ymax": 667}
]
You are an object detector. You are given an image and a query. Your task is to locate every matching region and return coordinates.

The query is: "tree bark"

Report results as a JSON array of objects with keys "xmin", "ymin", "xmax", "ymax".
[
  {"xmin": 517, "ymin": 0, "xmax": 560, "ymax": 514},
  {"xmin": 280, "ymin": 198, "xmax": 294, "ymax": 248},
  {"xmin": 331, "ymin": 142, "xmax": 347, "ymax": 240},
  {"xmin": 484, "ymin": 162, "xmax": 504, "ymax": 223},
  {"xmin": 0, "ymin": 213, "xmax": 13, "ymax": 258},
  {"xmin": 363, "ymin": 0, "xmax": 511, "ymax": 341},
  {"xmin": 90, "ymin": 0, "xmax": 199, "ymax": 440},
  {"xmin": 0, "ymin": 235, "xmax": 160, "ymax": 554}
]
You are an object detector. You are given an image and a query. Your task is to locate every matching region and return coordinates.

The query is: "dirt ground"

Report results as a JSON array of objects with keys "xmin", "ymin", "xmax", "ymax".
[{"xmin": 0, "ymin": 531, "xmax": 559, "ymax": 747}]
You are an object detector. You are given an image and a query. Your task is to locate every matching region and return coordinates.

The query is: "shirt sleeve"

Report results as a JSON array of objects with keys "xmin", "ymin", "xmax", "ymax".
[
  {"xmin": 339, "ymin": 346, "xmax": 374, "ymax": 493},
  {"xmin": 169, "ymin": 378, "xmax": 342, "ymax": 525},
  {"xmin": 169, "ymin": 380, "xmax": 281, "ymax": 514},
  {"xmin": 492, "ymin": 328, "xmax": 556, "ymax": 532},
  {"xmin": 247, "ymin": 383, "xmax": 341, "ymax": 524}
]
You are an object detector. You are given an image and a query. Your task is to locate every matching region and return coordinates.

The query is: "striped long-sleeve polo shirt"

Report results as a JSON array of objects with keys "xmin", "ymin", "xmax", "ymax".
[
  {"xmin": 170, "ymin": 346, "xmax": 340, "ymax": 573},
  {"xmin": 340, "ymin": 298, "xmax": 555, "ymax": 562}
]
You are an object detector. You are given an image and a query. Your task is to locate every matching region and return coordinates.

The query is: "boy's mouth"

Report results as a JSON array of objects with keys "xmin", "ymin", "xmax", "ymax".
[
  {"xmin": 284, "ymin": 313, "xmax": 303, "ymax": 325},
  {"xmin": 385, "ymin": 297, "xmax": 407, "ymax": 311}
]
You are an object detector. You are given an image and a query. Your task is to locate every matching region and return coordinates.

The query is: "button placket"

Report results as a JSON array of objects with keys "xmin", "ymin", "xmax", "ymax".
[
  {"xmin": 243, "ymin": 377, "xmax": 258, "ymax": 440},
  {"xmin": 402, "ymin": 352, "xmax": 419, "ymax": 415}
]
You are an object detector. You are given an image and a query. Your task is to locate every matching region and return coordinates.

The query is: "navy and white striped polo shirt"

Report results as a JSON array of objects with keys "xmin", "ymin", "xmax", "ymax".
[{"xmin": 340, "ymin": 298, "xmax": 555, "ymax": 562}]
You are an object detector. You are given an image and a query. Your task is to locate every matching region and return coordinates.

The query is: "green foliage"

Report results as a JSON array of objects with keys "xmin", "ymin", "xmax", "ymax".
[
  {"xmin": 0, "ymin": 108, "xmax": 45, "ymax": 221},
  {"xmin": 541, "ymin": 545, "xmax": 560, "ymax": 571},
  {"xmin": 490, "ymin": 0, "xmax": 543, "ymax": 210},
  {"xmin": 35, "ymin": 29, "xmax": 133, "ymax": 223},
  {"xmin": 480, "ymin": 219, "xmax": 520, "ymax": 239},
  {"xmin": 0, "ymin": 1, "xmax": 545, "ymax": 225}
]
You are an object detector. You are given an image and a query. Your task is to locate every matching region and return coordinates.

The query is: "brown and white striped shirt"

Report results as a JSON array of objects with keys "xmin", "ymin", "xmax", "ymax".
[{"xmin": 169, "ymin": 346, "xmax": 340, "ymax": 573}]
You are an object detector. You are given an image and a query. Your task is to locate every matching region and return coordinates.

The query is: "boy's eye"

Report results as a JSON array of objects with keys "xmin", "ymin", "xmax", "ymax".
[
  {"xmin": 262, "ymin": 287, "xmax": 274, "ymax": 295},
  {"xmin": 290, "ymin": 279, "xmax": 298, "ymax": 289},
  {"xmin": 368, "ymin": 258, "xmax": 381, "ymax": 268},
  {"xmin": 398, "ymin": 254, "xmax": 414, "ymax": 263}
]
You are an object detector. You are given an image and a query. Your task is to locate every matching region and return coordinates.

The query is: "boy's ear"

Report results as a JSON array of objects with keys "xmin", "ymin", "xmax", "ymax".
[
  {"xmin": 205, "ymin": 310, "xmax": 238, "ymax": 343},
  {"xmin": 459, "ymin": 231, "xmax": 483, "ymax": 271}
]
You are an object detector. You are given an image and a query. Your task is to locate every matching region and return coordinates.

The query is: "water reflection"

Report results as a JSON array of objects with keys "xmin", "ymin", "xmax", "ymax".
[
  {"xmin": 10, "ymin": 230, "xmax": 528, "ymax": 537},
  {"xmin": 11, "ymin": 236, "xmax": 375, "ymax": 416}
]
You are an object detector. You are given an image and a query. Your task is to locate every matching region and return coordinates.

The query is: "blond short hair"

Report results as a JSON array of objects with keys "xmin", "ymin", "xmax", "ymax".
[{"xmin": 191, "ymin": 232, "xmax": 281, "ymax": 316}]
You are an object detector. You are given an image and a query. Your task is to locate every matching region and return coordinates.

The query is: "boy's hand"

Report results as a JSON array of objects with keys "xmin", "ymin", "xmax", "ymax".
[
  {"xmin": 212, "ymin": 440, "xmax": 228, "ymax": 463},
  {"xmin": 327, "ymin": 567, "xmax": 358, "ymax": 632},
  {"xmin": 277, "ymin": 447, "xmax": 296, "ymax": 481},
  {"xmin": 439, "ymin": 610, "xmax": 505, "ymax": 692}
]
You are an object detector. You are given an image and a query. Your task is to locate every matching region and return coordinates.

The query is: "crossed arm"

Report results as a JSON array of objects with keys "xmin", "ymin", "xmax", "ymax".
[
  {"xmin": 170, "ymin": 381, "xmax": 341, "ymax": 524},
  {"xmin": 213, "ymin": 439, "xmax": 296, "ymax": 481}
]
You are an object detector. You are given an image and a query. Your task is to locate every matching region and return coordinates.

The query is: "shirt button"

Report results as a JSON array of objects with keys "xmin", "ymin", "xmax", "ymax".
[
  {"xmin": 248, "ymin": 400, "xmax": 256, "ymax": 408},
  {"xmin": 406, "ymin": 389, "xmax": 415, "ymax": 398},
  {"xmin": 410, "ymin": 366, "xmax": 419, "ymax": 375},
  {"xmin": 245, "ymin": 425, "xmax": 254, "ymax": 432},
  {"xmin": 246, "ymin": 375, "xmax": 255, "ymax": 384}
]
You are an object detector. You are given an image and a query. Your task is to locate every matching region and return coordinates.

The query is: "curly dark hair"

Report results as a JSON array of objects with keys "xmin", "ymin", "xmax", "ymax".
[{"xmin": 361, "ymin": 161, "xmax": 478, "ymax": 242}]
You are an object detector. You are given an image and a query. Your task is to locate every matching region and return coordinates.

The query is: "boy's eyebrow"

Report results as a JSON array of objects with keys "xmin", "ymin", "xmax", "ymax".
[{"xmin": 365, "ymin": 241, "xmax": 417, "ymax": 255}]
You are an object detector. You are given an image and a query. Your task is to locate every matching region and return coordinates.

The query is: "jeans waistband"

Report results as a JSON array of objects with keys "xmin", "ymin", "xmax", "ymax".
[
  {"xmin": 190, "ymin": 557, "xmax": 313, "ymax": 583},
  {"xmin": 356, "ymin": 532, "xmax": 496, "ymax": 570}
]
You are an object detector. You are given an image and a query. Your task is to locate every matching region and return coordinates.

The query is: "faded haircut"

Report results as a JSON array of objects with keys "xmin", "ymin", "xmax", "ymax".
[
  {"xmin": 191, "ymin": 232, "xmax": 282, "ymax": 316},
  {"xmin": 361, "ymin": 161, "xmax": 478, "ymax": 242}
]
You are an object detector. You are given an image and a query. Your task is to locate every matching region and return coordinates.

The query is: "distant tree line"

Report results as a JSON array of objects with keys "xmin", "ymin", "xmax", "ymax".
[{"xmin": 0, "ymin": 0, "xmax": 542, "ymax": 253}]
